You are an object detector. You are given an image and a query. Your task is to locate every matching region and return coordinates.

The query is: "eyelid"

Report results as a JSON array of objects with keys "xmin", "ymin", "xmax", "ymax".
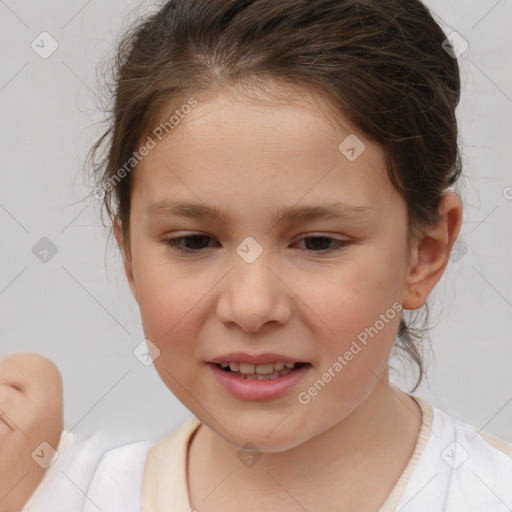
[{"xmin": 293, "ymin": 231, "xmax": 349, "ymax": 240}]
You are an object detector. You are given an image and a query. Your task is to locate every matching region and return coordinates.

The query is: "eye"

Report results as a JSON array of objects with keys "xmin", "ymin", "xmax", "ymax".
[
  {"xmin": 294, "ymin": 235, "xmax": 349, "ymax": 253},
  {"xmin": 161, "ymin": 234, "xmax": 216, "ymax": 254},
  {"xmin": 161, "ymin": 234, "xmax": 349, "ymax": 255}
]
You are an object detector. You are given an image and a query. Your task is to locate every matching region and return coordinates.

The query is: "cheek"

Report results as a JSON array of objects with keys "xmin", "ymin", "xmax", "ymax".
[
  {"xmin": 296, "ymin": 254, "xmax": 404, "ymax": 331},
  {"xmin": 138, "ymin": 269, "xmax": 205, "ymax": 396},
  {"xmin": 133, "ymin": 258, "xmax": 213, "ymax": 382},
  {"xmin": 132, "ymin": 247, "xmax": 194, "ymax": 335},
  {"xmin": 291, "ymin": 253, "xmax": 404, "ymax": 377},
  {"xmin": 137, "ymin": 282, "xmax": 199, "ymax": 349}
]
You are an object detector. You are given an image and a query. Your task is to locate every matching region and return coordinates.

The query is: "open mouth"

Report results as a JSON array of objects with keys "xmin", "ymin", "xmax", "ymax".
[{"xmin": 213, "ymin": 361, "xmax": 309, "ymax": 380}]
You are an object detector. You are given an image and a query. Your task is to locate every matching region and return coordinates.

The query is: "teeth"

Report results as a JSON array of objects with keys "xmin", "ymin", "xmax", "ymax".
[
  {"xmin": 238, "ymin": 362, "xmax": 255, "ymax": 374},
  {"xmin": 239, "ymin": 371, "xmax": 292, "ymax": 380},
  {"xmin": 218, "ymin": 361, "xmax": 299, "ymax": 375},
  {"xmin": 255, "ymin": 363, "xmax": 274, "ymax": 374}
]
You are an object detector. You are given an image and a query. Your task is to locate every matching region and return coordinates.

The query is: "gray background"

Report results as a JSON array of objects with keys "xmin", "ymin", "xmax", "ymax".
[{"xmin": 1, "ymin": 0, "xmax": 511, "ymax": 445}]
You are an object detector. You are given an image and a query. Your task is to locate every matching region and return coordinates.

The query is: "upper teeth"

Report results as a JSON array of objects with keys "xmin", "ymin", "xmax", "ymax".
[{"xmin": 219, "ymin": 361, "xmax": 296, "ymax": 374}]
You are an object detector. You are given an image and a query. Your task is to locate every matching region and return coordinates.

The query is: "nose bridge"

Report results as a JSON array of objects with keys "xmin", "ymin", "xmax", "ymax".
[
  {"xmin": 217, "ymin": 238, "xmax": 290, "ymax": 331},
  {"xmin": 231, "ymin": 240, "xmax": 277, "ymax": 300}
]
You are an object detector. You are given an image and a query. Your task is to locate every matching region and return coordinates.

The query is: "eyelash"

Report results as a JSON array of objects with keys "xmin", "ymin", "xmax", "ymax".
[{"xmin": 161, "ymin": 234, "xmax": 349, "ymax": 255}]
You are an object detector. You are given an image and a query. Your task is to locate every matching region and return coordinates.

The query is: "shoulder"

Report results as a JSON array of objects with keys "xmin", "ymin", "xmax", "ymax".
[
  {"xmin": 21, "ymin": 429, "xmax": 154, "ymax": 512},
  {"xmin": 83, "ymin": 436, "xmax": 154, "ymax": 512},
  {"xmin": 396, "ymin": 397, "xmax": 512, "ymax": 512},
  {"xmin": 22, "ymin": 416, "xmax": 201, "ymax": 512},
  {"xmin": 432, "ymin": 402, "xmax": 512, "ymax": 470},
  {"xmin": 452, "ymin": 415, "xmax": 512, "ymax": 459}
]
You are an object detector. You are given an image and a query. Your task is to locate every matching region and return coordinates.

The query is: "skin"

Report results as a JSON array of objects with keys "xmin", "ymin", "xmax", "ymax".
[
  {"xmin": 0, "ymin": 353, "xmax": 63, "ymax": 512},
  {"xmin": 115, "ymin": 83, "xmax": 462, "ymax": 511}
]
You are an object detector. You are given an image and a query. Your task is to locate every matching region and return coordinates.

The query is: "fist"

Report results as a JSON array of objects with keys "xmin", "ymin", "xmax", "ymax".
[{"xmin": 0, "ymin": 354, "xmax": 63, "ymax": 512}]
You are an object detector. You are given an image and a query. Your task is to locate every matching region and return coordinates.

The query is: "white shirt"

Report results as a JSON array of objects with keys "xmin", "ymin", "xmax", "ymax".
[{"xmin": 21, "ymin": 394, "xmax": 512, "ymax": 511}]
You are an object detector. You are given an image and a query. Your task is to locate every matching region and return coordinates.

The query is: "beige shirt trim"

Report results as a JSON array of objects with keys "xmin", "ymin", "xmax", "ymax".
[
  {"xmin": 376, "ymin": 394, "xmax": 433, "ymax": 512},
  {"xmin": 142, "ymin": 416, "xmax": 201, "ymax": 512}
]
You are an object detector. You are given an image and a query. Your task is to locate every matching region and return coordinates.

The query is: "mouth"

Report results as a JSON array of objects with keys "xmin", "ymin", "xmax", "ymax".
[{"xmin": 211, "ymin": 361, "xmax": 310, "ymax": 380}]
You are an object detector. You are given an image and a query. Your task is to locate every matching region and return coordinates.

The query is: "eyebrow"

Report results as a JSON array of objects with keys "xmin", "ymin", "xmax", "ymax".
[{"xmin": 145, "ymin": 199, "xmax": 371, "ymax": 225}]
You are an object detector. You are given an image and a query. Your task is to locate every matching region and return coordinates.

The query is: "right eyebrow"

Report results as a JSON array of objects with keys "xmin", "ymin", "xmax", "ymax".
[{"xmin": 145, "ymin": 200, "xmax": 232, "ymax": 222}]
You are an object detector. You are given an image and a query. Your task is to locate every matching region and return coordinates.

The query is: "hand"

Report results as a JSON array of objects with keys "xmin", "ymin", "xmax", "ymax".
[{"xmin": 0, "ymin": 354, "xmax": 63, "ymax": 512}]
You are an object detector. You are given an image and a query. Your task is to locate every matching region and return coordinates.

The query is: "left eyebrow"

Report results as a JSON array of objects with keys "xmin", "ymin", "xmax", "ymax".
[
  {"xmin": 145, "ymin": 200, "xmax": 371, "ymax": 225},
  {"xmin": 270, "ymin": 202, "xmax": 371, "ymax": 225}
]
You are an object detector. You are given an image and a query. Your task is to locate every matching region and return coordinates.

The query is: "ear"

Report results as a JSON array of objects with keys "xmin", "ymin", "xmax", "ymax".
[
  {"xmin": 402, "ymin": 192, "xmax": 463, "ymax": 310},
  {"xmin": 113, "ymin": 215, "xmax": 139, "ymax": 303}
]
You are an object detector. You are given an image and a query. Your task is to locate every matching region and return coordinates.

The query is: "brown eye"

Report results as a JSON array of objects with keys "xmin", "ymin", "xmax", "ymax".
[
  {"xmin": 162, "ymin": 234, "xmax": 215, "ymax": 254},
  {"xmin": 296, "ymin": 236, "xmax": 349, "ymax": 253}
]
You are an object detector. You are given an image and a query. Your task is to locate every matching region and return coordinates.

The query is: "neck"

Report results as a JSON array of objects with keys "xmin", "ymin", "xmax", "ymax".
[{"xmin": 188, "ymin": 373, "xmax": 422, "ymax": 512}]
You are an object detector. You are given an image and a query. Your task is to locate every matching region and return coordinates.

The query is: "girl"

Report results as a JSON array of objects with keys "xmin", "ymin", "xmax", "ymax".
[{"xmin": 13, "ymin": 0, "xmax": 512, "ymax": 510}]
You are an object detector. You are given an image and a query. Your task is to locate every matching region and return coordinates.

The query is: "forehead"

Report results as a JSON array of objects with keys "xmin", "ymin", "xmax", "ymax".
[
  {"xmin": 155, "ymin": 83, "xmax": 353, "ymax": 152},
  {"xmin": 131, "ymin": 85, "xmax": 397, "ymax": 218}
]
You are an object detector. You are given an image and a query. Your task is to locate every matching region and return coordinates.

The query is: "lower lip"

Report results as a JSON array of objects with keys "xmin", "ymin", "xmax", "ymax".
[{"xmin": 208, "ymin": 363, "xmax": 311, "ymax": 401}]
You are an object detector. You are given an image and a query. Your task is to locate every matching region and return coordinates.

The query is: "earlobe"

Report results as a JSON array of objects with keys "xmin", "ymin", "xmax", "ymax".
[
  {"xmin": 113, "ymin": 215, "xmax": 139, "ymax": 303},
  {"xmin": 402, "ymin": 192, "xmax": 463, "ymax": 310}
]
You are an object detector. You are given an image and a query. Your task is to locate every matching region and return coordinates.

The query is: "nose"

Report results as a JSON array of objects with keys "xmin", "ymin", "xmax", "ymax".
[{"xmin": 216, "ymin": 249, "xmax": 292, "ymax": 333}]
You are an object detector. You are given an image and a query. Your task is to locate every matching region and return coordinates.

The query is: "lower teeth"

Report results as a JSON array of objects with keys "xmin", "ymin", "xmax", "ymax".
[{"xmin": 225, "ymin": 367, "xmax": 296, "ymax": 380}]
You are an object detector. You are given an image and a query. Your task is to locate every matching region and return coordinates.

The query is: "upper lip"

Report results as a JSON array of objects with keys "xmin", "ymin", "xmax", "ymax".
[{"xmin": 209, "ymin": 352, "xmax": 307, "ymax": 365}]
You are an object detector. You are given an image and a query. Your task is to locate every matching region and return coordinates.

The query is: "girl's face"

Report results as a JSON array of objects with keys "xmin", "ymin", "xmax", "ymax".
[{"xmin": 119, "ymin": 85, "xmax": 419, "ymax": 451}]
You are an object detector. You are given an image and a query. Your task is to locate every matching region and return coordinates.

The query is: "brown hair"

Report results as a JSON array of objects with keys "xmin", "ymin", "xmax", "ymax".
[{"xmin": 88, "ymin": 0, "xmax": 462, "ymax": 391}]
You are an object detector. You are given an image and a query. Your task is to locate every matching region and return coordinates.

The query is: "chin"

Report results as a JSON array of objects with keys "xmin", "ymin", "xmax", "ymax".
[{"xmin": 207, "ymin": 413, "xmax": 312, "ymax": 454}]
